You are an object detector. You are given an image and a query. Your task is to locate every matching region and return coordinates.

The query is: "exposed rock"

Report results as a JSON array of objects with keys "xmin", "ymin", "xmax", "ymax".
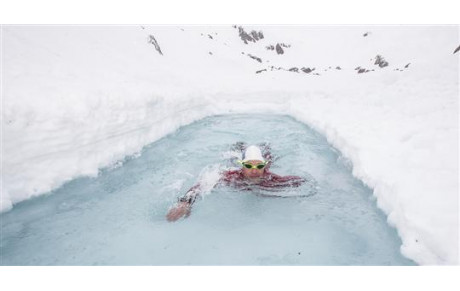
[
  {"xmin": 288, "ymin": 67, "xmax": 299, "ymax": 72},
  {"xmin": 266, "ymin": 43, "xmax": 290, "ymax": 55},
  {"xmin": 454, "ymin": 45, "xmax": 460, "ymax": 54},
  {"xmin": 301, "ymin": 67, "xmax": 315, "ymax": 73},
  {"xmin": 357, "ymin": 68, "xmax": 371, "ymax": 74},
  {"xmin": 269, "ymin": 66, "xmax": 284, "ymax": 71},
  {"xmin": 336, "ymin": 66, "xmax": 342, "ymax": 70},
  {"xmin": 256, "ymin": 69, "xmax": 267, "ymax": 74},
  {"xmin": 209, "ymin": 52, "xmax": 213, "ymax": 55},
  {"xmin": 275, "ymin": 44, "xmax": 284, "ymax": 55},
  {"xmin": 374, "ymin": 55, "xmax": 389, "ymax": 68},
  {"xmin": 238, "ymin": 26, "xmax": 264, "ymax": 44},
  {"xmin": 250, "ymin": 30, "xmax": 264, "ymax": 41},
  {"xmin": 363, "ymin": 32, "xmax": 370, "ymax": 37},
  {"xmin": 247, "ymin": 54, "xmax": 262, "ymax": 63},
  {"xmin": 148, "ymin": 35, "xmax": 163, "ymax": 55},
  {"xmin": 208, "ymin": 34, "xmax": 213, "ymax": 39},
  {"xmin": 404, "ymin": 63, "xmax": 411, "ymax": 68}
]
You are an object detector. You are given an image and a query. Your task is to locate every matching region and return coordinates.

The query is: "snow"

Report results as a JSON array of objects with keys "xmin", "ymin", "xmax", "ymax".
[{"xmin": 1, "ymin": 25, "xmax": 458, "ymax": 265}]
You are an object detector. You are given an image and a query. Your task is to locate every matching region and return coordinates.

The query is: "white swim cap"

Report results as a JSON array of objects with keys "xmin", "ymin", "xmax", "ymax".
[{"xmin": 242, "ymin": 145, "xmax": 265, "ymax": 162}]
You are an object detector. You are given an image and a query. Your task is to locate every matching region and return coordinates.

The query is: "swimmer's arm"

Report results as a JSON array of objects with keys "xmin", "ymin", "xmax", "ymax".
[
  {"xmin": 167, "ymin": 173, "xmax": 228, "ymax": 222},
  {"xmin": 178, "ymin": 184, "xmax": 201, "ymax": 205},
  {"xmin": 269, "ymin": 172, "xmax": 306, "ymax": 186},
  {"xmin": 176, "ymin": 172, "xmax": 231, "ymax": 205},
  {"xmin": 166, "ymin": 184, "xmax": 200, "ymax": 222}
]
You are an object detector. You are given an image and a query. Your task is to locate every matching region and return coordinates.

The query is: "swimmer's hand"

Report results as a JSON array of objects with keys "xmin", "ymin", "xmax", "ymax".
[{"xmin": 166, "ymin": 202, "xmax": 192, "ymax": 222}]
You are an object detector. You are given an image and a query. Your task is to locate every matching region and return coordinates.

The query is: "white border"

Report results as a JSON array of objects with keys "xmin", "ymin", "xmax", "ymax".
[
  {"xmin": 0, "ymin": 0, "xmax": 459, "ymax": 24},
  {"xmin": 1, "ymin": 266, "xmax": 460, "ymax": 291}
]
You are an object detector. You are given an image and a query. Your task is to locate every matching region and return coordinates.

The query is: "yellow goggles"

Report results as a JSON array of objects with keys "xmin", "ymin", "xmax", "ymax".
[{"xmin": 237, "ymin": 160, "xmax": 267, "ymax": 170}]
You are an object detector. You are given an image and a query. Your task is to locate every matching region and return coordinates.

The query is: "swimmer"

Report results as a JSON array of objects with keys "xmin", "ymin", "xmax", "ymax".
[{"xmin": 166, "ymin": 144, "xmax": 306, "ymax": 222}]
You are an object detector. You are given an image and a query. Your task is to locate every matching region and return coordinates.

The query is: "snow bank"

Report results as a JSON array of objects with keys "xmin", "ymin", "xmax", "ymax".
[{"xmin": 2, "ymin": 25, "xmax": 458, "ymax": 265}]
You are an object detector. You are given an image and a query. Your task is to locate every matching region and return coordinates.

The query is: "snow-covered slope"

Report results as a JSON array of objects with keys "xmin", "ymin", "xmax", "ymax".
[{"xmin": 2, "ymin": 25, "xmax": 458, "ymax": 265}]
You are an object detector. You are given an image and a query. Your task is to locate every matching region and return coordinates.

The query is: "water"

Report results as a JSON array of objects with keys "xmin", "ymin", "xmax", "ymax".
[{"xmin": 0, "ymin": 114, "xmax": 415, "ymax": 265}]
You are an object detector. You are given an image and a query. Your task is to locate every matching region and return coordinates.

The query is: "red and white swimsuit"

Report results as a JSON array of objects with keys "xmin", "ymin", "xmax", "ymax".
[{"xmin": 179, "ymin": 169, "xmax": 306, "ymax": 204}]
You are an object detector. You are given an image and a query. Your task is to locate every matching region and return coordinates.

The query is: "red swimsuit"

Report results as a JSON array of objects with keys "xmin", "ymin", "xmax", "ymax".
[
  {"xmin": 179, "ymin": 169, "xmax": 306, "ymax": 204},
  {"xmin": 221, "ymin": 170, "xmax": 305, "ymax": 188}
]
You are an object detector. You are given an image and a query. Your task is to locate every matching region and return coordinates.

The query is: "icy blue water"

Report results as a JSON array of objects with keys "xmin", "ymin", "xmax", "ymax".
[{"xmin": 1, "ymin": 114, "xmax": 415, "ymax": 265}]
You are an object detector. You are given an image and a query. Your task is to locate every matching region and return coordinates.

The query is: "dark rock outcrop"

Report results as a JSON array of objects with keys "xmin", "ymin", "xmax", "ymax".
[
  {"xmin": 250, "ymin": 30, "xmax": 264, "ymax": 41},
  {"xmin": 454, "ymin": 45, "xmax": 460, "ymax": 54},
  {"xmin": 247, "ymin": 54, "xmax": 262, "ymax": 63},
  {"xmin": 266, "ymin": 43, "xmax": 291, "ymax": 55},
  {"xmin": 301, "ymin": 67, "xmax": 315, "ymax": 73},
  {"xmin": 355, "ymin": 66, "xmax": 371, "ymax": 73},
  {"xmin": 148, "ymin": 35, "xmax": 163, "ymax": 55},
  {"xmin": 374, "ymin": 55, "xmax": 389, "ymax": 68},
  {"xmin": 276, "ymin": 43, "xmax": 284, "ymax": 55},
  {"xmin": 237, "ymin": 26, "xmax": 264, "ymax": 44}
]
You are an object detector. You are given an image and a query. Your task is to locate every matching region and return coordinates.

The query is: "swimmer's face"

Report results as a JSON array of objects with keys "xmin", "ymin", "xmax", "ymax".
[{"xmin": 242, "ymin": 160, "xmax": 266, "ymax": 178}]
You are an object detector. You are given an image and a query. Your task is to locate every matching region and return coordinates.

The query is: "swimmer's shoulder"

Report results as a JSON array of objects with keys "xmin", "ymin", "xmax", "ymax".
[
  {"xmin": 221, "ymin": 169, "xmax": 243, "ymax": 181},
  {"xmin": 264, "ymin": 171, "xmax": 295, "ymax": 181}
]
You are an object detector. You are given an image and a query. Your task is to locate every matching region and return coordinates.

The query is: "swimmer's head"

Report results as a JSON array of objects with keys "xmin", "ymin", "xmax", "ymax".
[{"xmin": 241, "ymin": 145, "xmax": 266, "ymax": 178}]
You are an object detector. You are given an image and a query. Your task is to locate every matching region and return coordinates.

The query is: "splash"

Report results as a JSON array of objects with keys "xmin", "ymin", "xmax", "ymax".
[{"xmin": 193, "ymin": 164, "xmax": 222, "ymax": 198}]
